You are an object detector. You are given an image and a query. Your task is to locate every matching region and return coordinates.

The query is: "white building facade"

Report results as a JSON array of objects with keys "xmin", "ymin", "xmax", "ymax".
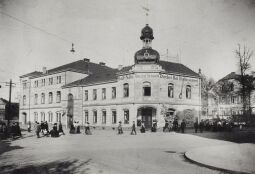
[{"xmin": 19, "ymin": 24, "xmax": 202, "ymax": 129}]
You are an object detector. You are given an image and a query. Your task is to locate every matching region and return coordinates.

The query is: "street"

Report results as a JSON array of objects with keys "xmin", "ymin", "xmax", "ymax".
[{"xmin": 0, "ymin": 130, "xmax": 235, "ymax": 174}]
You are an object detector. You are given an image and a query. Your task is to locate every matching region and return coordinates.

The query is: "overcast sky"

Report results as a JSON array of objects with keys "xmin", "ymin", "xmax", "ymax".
[{"xmin": 0, "ymin": 0, "xmax": 255, "ymax": 101}]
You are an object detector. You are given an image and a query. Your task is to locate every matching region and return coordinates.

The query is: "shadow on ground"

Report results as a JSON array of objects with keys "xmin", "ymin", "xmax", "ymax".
[
  {"xmin": 0, "ymin": 140, "xmax": 24, "ymax": 156},
  {"xmin": 0, "ymin": 159, "xmax": 92, "ymax": 174}
]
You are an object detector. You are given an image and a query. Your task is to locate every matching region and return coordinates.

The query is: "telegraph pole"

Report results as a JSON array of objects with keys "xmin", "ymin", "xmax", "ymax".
[{"xmin": 6, "ymin": 79, "xmax": 15, "ymax": 126}]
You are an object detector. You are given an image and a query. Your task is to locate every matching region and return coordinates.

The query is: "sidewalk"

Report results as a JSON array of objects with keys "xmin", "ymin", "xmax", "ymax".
[{"xmin": 185, "ymin": 143, "xmax": 255, "ymax": 174}]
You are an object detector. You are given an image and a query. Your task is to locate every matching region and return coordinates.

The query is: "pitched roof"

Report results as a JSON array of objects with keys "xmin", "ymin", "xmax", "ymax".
[
  {"xmin": 20, "ymin": 60, "xmax": 116, "ymax": 78},
  {"xmin": 63, "ymin": 61, "xmax": 199, "ymax": 88},
  {"xmin": 63, "ymin": 70, "xmax": 118, "ymax": 88},
  {"xmin": 118, "ymin": 61, "xmax": 199, "ymax": 77},
  {"xmin": 158, "ymin": 61, "xmax": 199, "ymax": 77},
  {"xmin": 20, "ymin": 71, "xmax": 43, "ymax": 78},
  {"xmin": 219, "ymin": 72, "xmax": 240, "ymax": 81}
]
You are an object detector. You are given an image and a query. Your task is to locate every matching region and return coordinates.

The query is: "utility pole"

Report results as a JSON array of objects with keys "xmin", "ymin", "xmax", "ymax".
[{"xmin": 6, "ymin": 79, "xmax": 15, "ymax": 126}]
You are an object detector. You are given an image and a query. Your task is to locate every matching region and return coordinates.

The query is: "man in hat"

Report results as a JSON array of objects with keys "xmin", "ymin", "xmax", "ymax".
[{"xmin": 130, "ymin": 121, "xmax": 137, "ymax": 135}]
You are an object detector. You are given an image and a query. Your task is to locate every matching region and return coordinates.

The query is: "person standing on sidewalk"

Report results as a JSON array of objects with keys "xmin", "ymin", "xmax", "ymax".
[
  {"xmin": 194, "ymin": 120, "xmax": 198, "ymax": 133},
  {"xmin": 131, "ymin": 121, "xmax": 137, "ymax": 135},
  {"xmin": 180, "ymin": 119, "xmax": 186, "ymax": 133},
  {"xmin": 35, "ymin": 122, "xmax": 41, "ymax": 138},
  {"xmin": 58, "ymin": 121, "xmax": 65, "ymax": 135},
  {"xmin": 118, "ymin": 121, "xmax": 123, "ymax": 134},
  {"xmin": 199, "ymin": 120, "xmax": 204, "ymax": 133}
]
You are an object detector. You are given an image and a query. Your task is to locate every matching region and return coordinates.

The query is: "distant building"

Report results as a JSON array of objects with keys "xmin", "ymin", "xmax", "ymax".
[
  {"xmin": 0, "ymin": 98, "xmax": 19, "ymax": 122},
  {"xmin": 208, "ymin": 72, "xmax": 255, "ymax": 119},
  {"xmin": 19, "ymin": 24, "xmax": 202, "ymax": 128}
]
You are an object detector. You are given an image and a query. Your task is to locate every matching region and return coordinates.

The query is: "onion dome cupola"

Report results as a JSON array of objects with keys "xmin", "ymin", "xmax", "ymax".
[{"xmin": 134, "ymin": 24, "xmax": 160, "ymax": 64}]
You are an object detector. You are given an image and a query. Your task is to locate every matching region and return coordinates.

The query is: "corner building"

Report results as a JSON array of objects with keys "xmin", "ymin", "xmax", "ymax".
[{"xmin": 19, "ymin": 24, "xmax": 202, "ymax": 129}]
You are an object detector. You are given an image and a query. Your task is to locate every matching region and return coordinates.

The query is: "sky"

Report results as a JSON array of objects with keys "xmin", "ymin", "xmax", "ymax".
[{"xmin": 0, "ymin": 0, "xmax": 255, "ymax": 101}]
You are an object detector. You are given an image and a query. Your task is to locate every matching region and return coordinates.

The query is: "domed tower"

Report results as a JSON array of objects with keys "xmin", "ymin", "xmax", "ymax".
[{"xmin": 134, "ymin": 24, "xmax": 160, "ymax": 64}]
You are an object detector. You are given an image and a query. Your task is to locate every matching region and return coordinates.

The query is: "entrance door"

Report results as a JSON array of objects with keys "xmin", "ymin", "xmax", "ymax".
[
  {"xmin": 141, "ymin": 108, "xmax": 152, "ymax": 129},
  {"xmin": 22, "ymin": 112, "xmax": 27, "ymax": 124}
]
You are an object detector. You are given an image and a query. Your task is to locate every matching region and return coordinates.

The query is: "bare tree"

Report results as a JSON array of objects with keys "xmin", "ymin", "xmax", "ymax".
[{"xmin": 235, "ymin": 44, "xmax": 255, "ymax": 120}]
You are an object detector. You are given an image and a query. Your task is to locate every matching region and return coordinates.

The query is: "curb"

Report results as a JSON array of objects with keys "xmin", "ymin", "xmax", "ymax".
[{"xmin": 184, "ymin": 152, "xmax": 251, "ymax": 174}]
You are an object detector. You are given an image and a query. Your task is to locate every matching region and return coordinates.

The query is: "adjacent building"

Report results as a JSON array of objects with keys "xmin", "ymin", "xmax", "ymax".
[
  {"xmin": 0, "ymin": 98, "xmax": 19, "ymax": 122},
  {"xmin": 19, "ymin": 24, "xmax": 202, "ymax": 128}
]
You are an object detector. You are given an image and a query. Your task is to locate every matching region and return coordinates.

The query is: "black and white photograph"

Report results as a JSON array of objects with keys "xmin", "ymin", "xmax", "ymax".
[{"xmin": 0, "ymin": 0, "xmax": 255, "ymax": 173}]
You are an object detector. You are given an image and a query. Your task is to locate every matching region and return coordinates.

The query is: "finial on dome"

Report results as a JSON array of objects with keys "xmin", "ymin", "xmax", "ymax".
[{"xmin": 140, "ymin": 24, "xmax": 154, "ymax": 40}]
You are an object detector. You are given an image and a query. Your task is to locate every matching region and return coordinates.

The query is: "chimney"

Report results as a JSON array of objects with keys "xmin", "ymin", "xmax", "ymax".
[
  {"xmin": 198, "ymin": 68, "xmax": 201, "ymax": 74},
  {"xmin": 118, "ymin": 65, "xmax": 123, "ymax": 70},
  {"xmin": 83, "ymin": 58, "xmax": 90, "ymax": 62},
  {"xmin": 42, "ymin": 67, "xmax": 47, "ymax": 74},
  {"xmin": 99, "ymin": 62, "xmax": 106, "ymax": 66}
]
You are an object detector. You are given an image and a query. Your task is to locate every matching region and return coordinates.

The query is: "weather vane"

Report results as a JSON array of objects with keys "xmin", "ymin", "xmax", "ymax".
[{"xmin": 141, "ymin": 0, "xmax": 150, "ymax": 23}]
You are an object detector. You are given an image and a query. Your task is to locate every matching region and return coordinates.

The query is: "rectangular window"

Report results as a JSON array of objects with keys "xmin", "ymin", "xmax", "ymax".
[
  {"xmin": 57, "ymin": 76, "xmax": 61, "ymax": 84},
  {"xmin": 22, "ymin": 81, "xmax": 27, "ymax": 89},
  {"xmin": 93, "ymin": 89, "xmax": 97, "ymax": 100},
  {"xmin": 34, "ymin": 80, "xmax": 38, "ymax": 88},
  {"xmin": 84, "ymin": 90, "xmax": 88, "ymax": 101},
  {"xmin": 112, "ymin": 110, "xmax": 116, "ymax": 124},
  {"xmin": 48, "ymin": 112, "xmax": 53, "ymax": 123},
  {"xmin": 84, "ymin": 111, "xmax": 88, "ymax": 123},
  {"xmin": 34, "ymin": 94, "xmax": 38, "ymax": 105},
  {"xmin": 56, "ymin": 91, "xmax": 61, "ymax": 103},
  {"xmin": 123, "ymin": 84, "xmax": 129, "ymax": 97},
  {"xmin": 102, "ymin": 110, "xmax": 106, "ymax": 124},
  {"xmin": 49, "ymin": 77, "xmax": 53, "ymax": 85},
  {"xmin": 56, "ymin": 112, "xmax": 61, "ymax": 122},
  {"xmin": 102, "ymin": 88, "xmax": 106, "ymax": 100},
  {"xmin": 124, "ymin": 110, "xmax": 129, "ymax": 124},
  {"xmin": 168, "ymin": 84, "xmax": 174, "ymax": 98},
  {"xmin": 93, "ymin": 111, "xmax": 97, "ymax": 123},
  {"xmin": 34, "ymin": 112, "xmax": 38, "ymax": 122},
  {"xmin": 41, "ymin": 79, "xmax": 45, "ymax": 87},
  {"xmin": 112, "ymin": 87, "xmax": 116, "ymax": 99}
]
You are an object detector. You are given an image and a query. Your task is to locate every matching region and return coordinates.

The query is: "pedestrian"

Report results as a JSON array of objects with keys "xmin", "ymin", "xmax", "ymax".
[
  {"xmin": 194, "ymin": 120, "xmax": 198, "ymax": 133},
  {"xmin": 118, "ymin": 121, "xmax": 123, "ymax": 134},
  {"xmin": 45, "ymin": 121, "xmax": 49, "ymax": 134},
  {"xmin": 140, "ymin": 122, "xmax": 145, "ymax": 133},
  {"xmin": 199, "ymin": 120, "xmax": 204, "ymax": 133},
  {"xmin": 180, "ymin": 119, "xmax": 186, "ymax": 133},
  {"xmin": 85, "ymin": 122, "xmax": 92, "ymax": 135},
  {"xmin": 173, "ymin": 119, "xmax": 178, "ymax": 131},
  {"xmin": 35, "ymin": 122, "xmax": 41, "ymax": 138},
  {"xmin": 163, "ymin": 120, "xmax": 169, "ymax": 132},
  {"xmin": 58, "ymin": 121, "xmax": 65, "ymax": 135},
  {"xmin": 27, "ymin": 121, "xmax": 31, "ymax": 132},
  {"xmin": 131, "ymin": 121, "xmax": 137, "ymax": 135},
  {"xmin": 151, "ymin": 121, "xmax": 157, "ymax": 132},
  {"xmin": 50, "ymin": 123, "xmax": 59, "ymax": 137}
]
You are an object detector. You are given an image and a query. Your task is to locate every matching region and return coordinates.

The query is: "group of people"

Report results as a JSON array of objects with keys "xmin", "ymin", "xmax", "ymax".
[
  {"xmin": 163, "ymin": 119, "xmax": 187, "ymax": 133},
  {"xmin": 35, "ymin": 121, "xmax": 65, "ymax": 138},
  {"xmin": 0, "ymin": 122, "xmax": 21, "ymax": 139}
]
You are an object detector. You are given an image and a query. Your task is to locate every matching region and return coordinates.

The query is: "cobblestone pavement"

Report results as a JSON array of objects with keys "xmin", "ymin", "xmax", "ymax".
[{"xmin": 0, "ymin": 130, "xmax": 235, "ymax": 174}]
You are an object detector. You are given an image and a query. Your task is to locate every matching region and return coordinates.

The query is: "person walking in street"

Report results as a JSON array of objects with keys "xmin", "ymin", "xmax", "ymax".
[
  {"xmin": 27, "ymin": 121, "xmax": 31, "ymax": 132},
  {"xmin": 140, "ymin": 122, "xmax": 145, "ymax": 133},
  {"xmin": 131, "ymin": 121, "xmax": 137, "ymax": 135},
  {"xmin": 163, "ymin": 120, "xmax": 169, "ymax": 132},
  {"xmin": 194, "ymin": 120, "xmax": 198, "ymax": 133},
  {"xmin": 35, "ymin": 122, "xmax": 41, "ymax": 138},
  {"xmin": 85, "ymin": 122, "xmax": 91, "ymax": 135},
  {"xmin": 199, "ymin": 120, "xmax": 204, "ymax": 133},
  {"xmin": 118, "ymin": 121, "xmax": 123, "ymax": 134},
  {"xmin": 180, "ymin": 119, "xmax": 186, "ymax": 133},
  {"xmin": 58, "ymin": 121, "xmax": 65, "ymax": 135},
  {"xmin": 173, "ymin": 119, "xmax": 178, "ymax": 131}
]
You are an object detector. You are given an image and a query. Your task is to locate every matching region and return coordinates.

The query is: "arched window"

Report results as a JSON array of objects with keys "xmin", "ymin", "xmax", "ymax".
[
  {"xmin": 93, "ymin": 110, "xmax": 97, "ymax": 123},
  {"xmin": 56, "ymin": 91, "xmax": 61, "ymax": 103},
  {"xmin": 34, "ymin": 112, "xmax": 38, "ymax": 122},
  {"xmin": 186, "ymin": 85, "xmax": 191, "ymax": 99},
  {"xmin": 56, "ymin": 112, "xmax": 61, "ymax": 123},
  {"xmin": 23, "ymin": 95, "xmax": 26, "ymax": 106},
  {"xmin": 34, "ymin": 94, "xmax": 38, "ymax": 105},
  {"xmin": 48, "ymin": 112, "xmax": 53, "ymax": 123},
  {"xmin": 143, "ymin": 82, "xmax": 151, "ymax": 96},
  {"xmin": 168, "ymin": 83, "xmax": 174, "ymax": 98},
  {"xmin": 49, "ymin": 92, "xmax": 53, "ymax": 104},
  {"xmin": 123, "ymin": 83, "xmax": 129, "ymax": 97},
  {"xmin": 41, "ymin": 112, "xmax": 45, "ymax": 121},
  {"xmin": 41, "ymin": 93, "xmax": 45, "ymax": 104}
]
